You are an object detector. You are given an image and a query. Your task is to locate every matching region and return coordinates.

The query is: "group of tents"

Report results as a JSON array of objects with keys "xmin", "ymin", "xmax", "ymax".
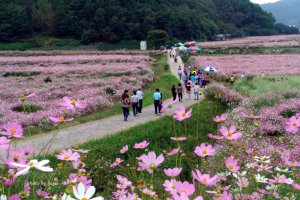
[{"xmin": 174, "ymin": 41, "xmax": 201, "ymax": 53}]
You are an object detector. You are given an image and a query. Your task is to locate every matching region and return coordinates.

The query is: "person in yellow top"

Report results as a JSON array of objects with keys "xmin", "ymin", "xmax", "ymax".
[{"xmin": 230, "ymin": 75, "xmax": 235, "ymax": 85}]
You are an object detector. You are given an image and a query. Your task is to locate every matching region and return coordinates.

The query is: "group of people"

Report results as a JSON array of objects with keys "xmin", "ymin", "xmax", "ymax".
[
  {"xmin": 121, "ymin": 89, "xmax": 144, "ymax": 121},
  {"xmin": 178, "ymin": 65, "xmax": 211, "ymax": 88},
  {"xmin": 225, "ymin": 74, "xmax": 235, "ymax": 85}
]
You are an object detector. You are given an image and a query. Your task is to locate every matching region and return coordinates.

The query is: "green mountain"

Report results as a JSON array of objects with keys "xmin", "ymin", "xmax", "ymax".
[
  {"xmin": 261, "ymin": 0, "xmax": 300, "ymax": 26},
  {"xmin": 0, "ymin": 0, "xmax": 276, "ymax": 43}
]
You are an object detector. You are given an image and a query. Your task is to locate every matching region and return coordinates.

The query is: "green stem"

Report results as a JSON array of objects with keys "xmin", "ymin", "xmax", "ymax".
[{"xmin": 32, "ymin": 170, "xmax": 36, "ymax": 200}]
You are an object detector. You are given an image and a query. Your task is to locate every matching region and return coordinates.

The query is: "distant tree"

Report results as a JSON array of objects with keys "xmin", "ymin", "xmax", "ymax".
[
  {"xmin": 31, "ymin": 0, "xmax": 54, "ymax": 34},
  {"xmin": 0, "ymin": 2, "xmax": 31, "ymax": 42},
  {"xmin": 147, "ymin": 30, "xmax": 169, "ymax": 49},
  {"xmin": 275, "ymin": 23, "xmax": 299, "ymax": 34}
]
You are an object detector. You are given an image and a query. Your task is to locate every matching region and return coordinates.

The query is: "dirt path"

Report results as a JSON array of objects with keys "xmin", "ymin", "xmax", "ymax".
[{"xmin": 7, "ymin": 52, "xmax": 202, "ymax": 155}]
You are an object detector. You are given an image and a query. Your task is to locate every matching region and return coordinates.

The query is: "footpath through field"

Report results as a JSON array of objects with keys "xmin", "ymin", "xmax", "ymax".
[{"xmin": 7, "ymin": 52, "xmax": 203, "ymax": 155}]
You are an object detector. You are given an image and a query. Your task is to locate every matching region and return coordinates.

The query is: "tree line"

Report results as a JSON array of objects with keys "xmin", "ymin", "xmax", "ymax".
[{"xmin": 0, "ymin": 0, "xmax": 293, "ymax": 44}]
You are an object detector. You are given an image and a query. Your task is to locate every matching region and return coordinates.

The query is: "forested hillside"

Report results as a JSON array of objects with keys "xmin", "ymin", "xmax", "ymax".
[
  {"xmin": 261, "ymin": 0, "xmax": 300, "ymax": 27},
  {"xmin": 0, "ymin": 0, "xmax": 277, "ymax": 43}
]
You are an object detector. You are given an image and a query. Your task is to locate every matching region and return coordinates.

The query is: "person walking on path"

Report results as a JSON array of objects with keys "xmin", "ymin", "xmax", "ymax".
[
  {"xmin": 131, "ymin": 91, "xmax": 139, "ymax": 116},
  {"xmin": 137, "ymin": 88, "xmax": 144, "ymax": 113},
  {"xmin": 121, "ymin": 90, "xmax": 130, "ymax": 121},
  {"xmin": 178, "ymin": 66, "xmax": 183, "ymax": 80},
  {"xmin": 171, "ymin": 85, "xmax": 177, "ymax": 101},
  {"xmin": 194, "ymin": 83, "xmax": 200, "ymax": 100},
  {"xmin": 153, "ymin": 89, "xmax": 162, "ymax": 115},
  {"xmin": 186, "ymin": 82, "xmax": 192, "ymax": 100},
  {"xmin": 230, "ymin": 75, "xmax": 235, "ymax": 85},
  {"xmin": 182, "ymin": 72, "xmax": 187, "ymax": 87},
  {"xmin": 177, "ymin": 83, "xmax": 183, "ymax": 102}
]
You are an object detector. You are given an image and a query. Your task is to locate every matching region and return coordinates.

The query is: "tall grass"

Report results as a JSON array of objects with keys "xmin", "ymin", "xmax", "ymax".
[{"xmin": 234, "ymin": 75, "xmax": 300, "ymax": 96}]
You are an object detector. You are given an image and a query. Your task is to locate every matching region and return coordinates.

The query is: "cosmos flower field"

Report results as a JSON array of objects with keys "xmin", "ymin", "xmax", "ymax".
[
  {"xmin": 197, "ymin": 54, "xmax": 300, "ymax": 76},
  {"xmin": 0, "ymin": 54, "xmax": 153, "ymax": 126}
]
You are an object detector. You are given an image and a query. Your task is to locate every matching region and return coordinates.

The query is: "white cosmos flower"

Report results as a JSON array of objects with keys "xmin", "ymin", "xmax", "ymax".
[
  {"xmin": 1, "ymin": 195, "xmax": 7, "ymax": 200},
  {"xmin": 67, "ymin": 182, "xmax": 104, "ymax": 200},
  {"xmin": 254, "ymin": 156, "xmax": 271, "ymax": 164},
  {"xmin": 255, "ymin": 174, "xmax": 268, "ymax": 183},
  {"xmin": 266, "ymin": 185, "xmax": 278, "ymax": 191},
  {"xmin": 11, "ymin": 159, "xmax": 53, "ymax": 177},
  {"xmin": 232, "ymin": 171, "xmax": 247, "ymax": 179},
  {"xmin": 275, "ymin": 167, "xmax": 291, "ymax": 173}
]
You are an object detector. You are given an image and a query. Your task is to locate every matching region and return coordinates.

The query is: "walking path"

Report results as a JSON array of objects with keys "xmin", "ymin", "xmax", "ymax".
[{"xmin": 7, "ymin": 52, "xmax": 203, "ymax": 155}]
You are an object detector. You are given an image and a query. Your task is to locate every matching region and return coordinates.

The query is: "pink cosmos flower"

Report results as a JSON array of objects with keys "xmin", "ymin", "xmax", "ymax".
[
  {"xmin": 26, "ymin": 93, "xmax": 36, "ymax": 98},
  {"xmin": 284, "ymin": 159, "xmax": 300, "ymax": 167},
  {"xmin": 208, "ymin": 133, "xmax": 224, "ymax": 140},
  {"xmin": 173, "ymin": 106, "xmax": 192, "ymax": 121},
  {"xmin": 68, "ymin": 174, "xmax": 92, "ymax": 189},
  {"xmin": 163, "ymin": 179, "xmax": 176, "ymax": 192},
  {"xmin": 142, "ymin": 188, "xmax": 156, "ymax": 197},
  {"xmin": 195, "ymin": 196, "xmax": 204, "ymax": 200},
  {"xmin": 116, "ymin": 175, "xmax": 132, "ymax": 189},
  {"xmin": 110, "ymin": 158, "xmax": 123, "ymax": 168},
  {"xmin": 213, "ymin": 113, "xmax": 228, "ymax": 122},
  {"xmin": 2, "ymin": 123, "xmax": 23, "ymax": 138},
  {"xmin": 268, "ymin": 174, "xmax": 294, "ymax": 184},
  {"xmin": 174, "ymin": 181, "xmax": 195, "ymax": 197},
  {"xmin": 194, "ymin": 143, "xmax": 215, "ymax": 157},
  {"xmin": 60, "ymin": 96, "xmax": 86, "ymax": 111},
  {"xmin": 220, "ymin": 125, "xmax": 242, "ymax": 140},
  {"xmin": 172, "ymin": 192, "xmax": 189, "ymax": 200},
  {"xmin": 284, "ymin": 116, "xmax": 300, "ymax": 134},
  {"xmin": 225, "ymin": 156, "xmax": 240, "ymax": 173},
  {"xmin": 246, "ymin": 148, "xmax": 254, "ymax": 155},
  {"xmin": 9, "ymin": 194, "xmax": 21, "ymax": 200},
  {"xmin": 19, "ymin": 146, "xmax": 34, "ymax": 156},
  {"xmin": 164, "ymin": 168, "xmax": 182, "ymax": 177},
  {"xmin": 241, "ymin": 112, "xmax": 261, "ymax": 119},
  {"xmin": 292, "ymin": 183, "xmax": 300, "ymax": 190},
  {"xmin": 192, "ymin": 170, "xmax": 220, "ymax": 186},
  {"xmin": 72, "ymin": 160, "xmax": 86, "ymax": 172},
  {"xmin": 137, "ymin": 151, "xmax": 164, "ymax": 173},
  {"xmin": 167, "ymin": 147, "xmax": 181, "ymax": 156},
  {"xmin": 257, "ymin": 164, "xmax": 273, "ymax": 173},
  {"xmin": 49, "ymin": 116, "xmax": 74, "ymax": 124},
  {"xmin": 237, "ymin": 177, "xmax": 249, "ymax": 188},
  {"xmin": 120, "ymin": 145, "xmax": 128, "ymax": 154},
  {"xmin": 170, "ymin": 137, "xmax": 187, "ymax": 141},
  {"xmin": 0, "ymin": 136, "xmax": 10, "ymax": 151},
  {"xmin": 56, "ymin": 149, "xmax": 80, "ymax": 161},
  {"xmin": 36, "ymin": 189, "xmax": 51, "ymax": 199},
  {"xmin": 216, "ymin": 191, "xmax": 233, "ymax": 200},
  {"xmin": 5, "ymin": 178, "xmax": 15, "ymax": 186},
  {"xmin": 8, "ymin": 150, "xmax": 26, "ymax": 163},
  {"xmin": 134, "ymin": 140, "xmax": 149, "ymax": 149}
]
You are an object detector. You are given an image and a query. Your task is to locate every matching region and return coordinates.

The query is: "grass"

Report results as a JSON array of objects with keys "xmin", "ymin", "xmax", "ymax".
[
  {"xmin": 233, "ymin": 75, "xmax": 300, "ymax": 96},
  {"xmin": 42, "ymin": 100, "xmax": 226, "ymax": 198},
  {"xmin": 24, "ymin": 54, "xmax": 179, "ymax": 136}
]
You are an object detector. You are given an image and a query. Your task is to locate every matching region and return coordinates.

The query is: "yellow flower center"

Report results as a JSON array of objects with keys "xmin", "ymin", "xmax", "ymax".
[
  {"xmin": 59, "ymin": 116, "xmax": 65, "ymax": 121},
  {"xmin": 115, "ymin": 159, "xmax": 120, "ymax": 163},
  {"xmin": 81, "ymin": 197, "xmax": 87, "ymax": 200},
  {"xmin": 229, "ymin": 165, "xmax": 234, "ymax": 170},
  {"xmin": 202, "ymin": 149, "xmax": 207, "ymax": 154},
  {"xmin": 181, "ymin": 112, "xmax": 186, "ymax": 117},
  {"xmin": 29, "ymin": 161, "xmax": 34, "ymax": 167},
  {"xmin": 202, "ymin": 178, "xmax": 207, "ymax": 183},
  {"xmin": 181, "ymin": 189, "xmax": 187, "ymax": 194},
  {"xmin": 70, "ymin": 100, "xmax": 76, "ymax": 106},
  {"xmin": 262, "ymin": 166, "xmax": 267, "ymax": 171},
  {"xmin": 241, "ymin": 182, "xmax": 246, "ymax": 187},
  {"xmin": 292, "ymin": 122, "xmax": 297, "ymax": 126},
  {"xmin": 227, "ymin": 132, "xmax": 232, "ymax": 137},
  {"xmin": 171, "ymin": 184, "xmax": 175, "ymax": 189},
  {"xmin": 10, "ymin": 128, "xmax": 17, "ymax": 133},
  {"xmin": 13, "ymin": 154, "xmax": 20, "ymax": 159},
  {"xmin": 249, "ymin": 113, "xmax": 254, "ymax": 118},
  {"xmin": 64, "ymin": 155, "xmax": 71, "ymax": 160}
]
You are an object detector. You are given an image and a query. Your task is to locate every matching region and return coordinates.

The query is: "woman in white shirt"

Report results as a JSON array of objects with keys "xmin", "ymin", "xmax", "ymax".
[{"xmin": 131, "ymin": 91, "xmax": 139, "ymax": 116}]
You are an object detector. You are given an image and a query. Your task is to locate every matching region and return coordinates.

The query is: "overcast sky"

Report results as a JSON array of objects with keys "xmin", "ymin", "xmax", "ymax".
[{"xmin": 250, "ymin": 0, "xmax": 280, "ymax": 4}]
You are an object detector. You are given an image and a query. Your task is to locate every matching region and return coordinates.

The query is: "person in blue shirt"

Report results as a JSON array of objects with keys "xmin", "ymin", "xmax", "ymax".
[{"xmin": 153, "ymin": 88, "xmax": 162, "ymax": 115}]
